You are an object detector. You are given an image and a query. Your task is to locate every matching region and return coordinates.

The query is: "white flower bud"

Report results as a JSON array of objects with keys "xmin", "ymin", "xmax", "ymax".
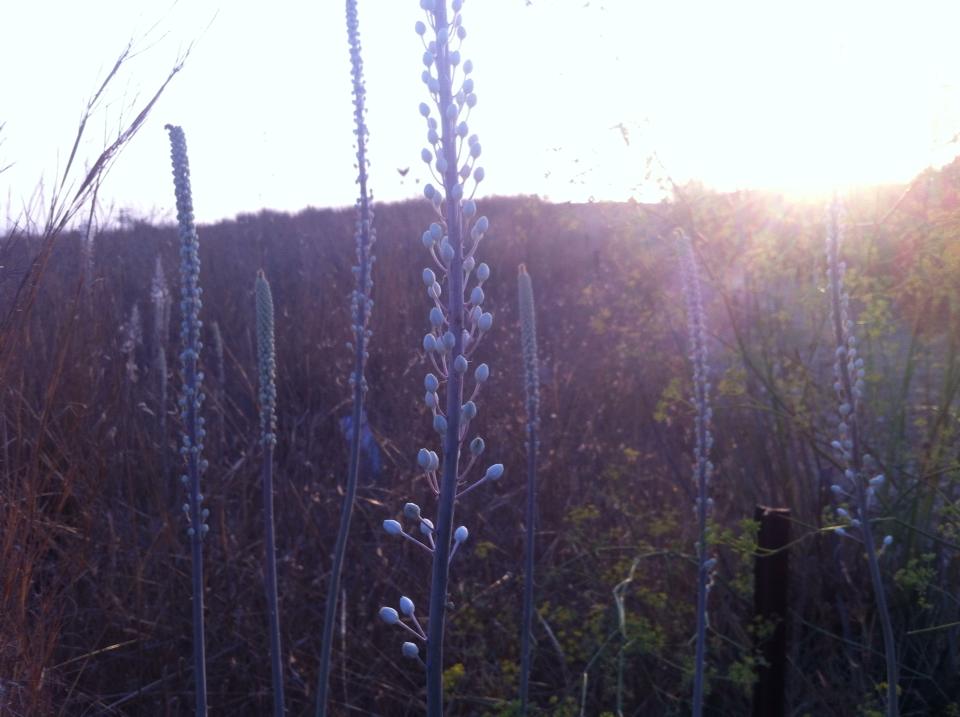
[
  {"xmin": 402, "ymin": 641, "xmax": 419, "ymax": 659},
  {"xmin": 423, "ymin": 268, "xmax": 436, "ymax": 286},
  {"xmin": 425, "ymin": 373, "xmax": 440, "ymax": 392},
  {"xmin": 883, "ymin": 535, "xmax": 893, "ymax": 546},
  {"xmin": 470, "ymin": 286, "xmax": 484, "ymax": 305},
  {"xmin": 470, "ymin": 436, "xmax": 485, "ymax": 455},
  {"xmin": 474, "ymin": 363, "xmax": 489, "ymax": 382},
  {"xmin": 379, "ymin": 606, "xmax": 399, "ymax": 624},
  {"xmin": 453, "ymin": 355, "xmax": 468, "ymax": 373},
  {"xmin": 430, "ymin": 307, "xmax": 444, "ymax": 327},
  {"xmin": 476, "ymin": 262, "xmax": 490, "ymax": 281},
  {"xmin": 404, "ymin": 503, "xmax": 421, "ymax": 520},
  {"xmin": 433, "ymin": 414, "xmax": 447, "ymax": 433},
  {"xmin": 418, "ymin": 448, "xmax": 431, "ymax": 469},
  {"xmin": 383, "ymin": 520, "xmax": 403, "ymax": 536},
  {"xmin": 478, "ymin": 312, "xmax": 493, "ymax": 332},
  {"xmin": 454, "ymin": 525, "xmax": 469, "ymax": 543},
  {"xmin": 484, "ymin": 463, "xmax": 504, "ymax": 481},
  {"xmin": 400, "ymin": 596, "xmax": 416, "ymax": 616},
  {"xmin": 420, "ymin": 518, "xmax": 434, "ymax": 535}
]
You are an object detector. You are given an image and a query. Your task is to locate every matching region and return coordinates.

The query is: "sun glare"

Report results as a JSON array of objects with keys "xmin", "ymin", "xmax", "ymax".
[{"xmin": 2, "ymin": 0, "xmax": 959, "ymax": 221}]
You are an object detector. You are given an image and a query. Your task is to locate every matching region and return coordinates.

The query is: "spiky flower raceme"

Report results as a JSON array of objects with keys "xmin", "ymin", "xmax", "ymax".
[
  {"xmin": 518, "ymin": 264, "xmax": 540, "ymax": 432},
  {"xmin": 255, "ymin": 269, "xmax": 285, "ymax": 716},
  {"xmin": 165, "ymin": 123, "xmax": 209, "ymax": 717},
  {"xmin": 346, "ymin": 0, "xmax": 376, "ymax": 388},
  {"xmin": 256, "ymin": 271, "xmax": 278, "ymax": 447},
  {"xmin": 517, "ymin": 264, "xmax": 540, "ymax": 714},
  {"xmin": 379, "ymin": 3, "xmax": 497, "ymax": 715},
  {"xmin": 825, "ymin": 198, "xmax": 899, "ymax": 716},
  {"xmin": 678, "ymin": 229, "xmax": 714, "ymax": 717}
]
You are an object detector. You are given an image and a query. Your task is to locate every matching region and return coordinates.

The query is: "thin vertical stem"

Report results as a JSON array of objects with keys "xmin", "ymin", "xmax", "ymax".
[
  {"xmin": 680, "ymin": 230, "xmax": 712, "ymax": 717},
  {"xmin": 826, "ymin": 203, "xmax": 899, "ymax": 716},
  {"xmin": 315, "ymin": 1, "xmax": 375, "ymax": 714},
  {"xmin": 518, "ymin": 265, "xmax": 540, "ymax": 715},
  {"xmin": 256, "ymin": 267, "xmax": 285, "ymax": 716},
  {"xmin": 425, "ymin": 3, "xmax": 465, "ymax": 714},
  {"xmin": 262, "ymin": 442, "xmax": 285, "ymax": 716},
  {"xmin": 166, "ymin": 123, "xmax": 208, "ymax": 717}
]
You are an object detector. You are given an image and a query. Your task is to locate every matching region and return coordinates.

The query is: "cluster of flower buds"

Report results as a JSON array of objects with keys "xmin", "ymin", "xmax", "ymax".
[
  {"xmin": 678, "ymin": 231, "xmax": 715, "ymax": 519},
  {"xmin": 825, "ymin": 198, "xmax": 892, "ymax": 549},
  {"xmin": 379, "ymin": 596, "xmax": 427, "ymax": 665},
  {"xmin": 382, "ymin": 500, "xmax": 478, "ymax": 565},
  {"xmin": 379, "ymin": 1, "xmax": 503, "ymax": 675},
  {"xmin": 167, "ymin": 124, "xmax": 210, "ymax": 540},
  {"xmin": 345, "ymin": 0, "xmax": 376, "ymax": 395}
]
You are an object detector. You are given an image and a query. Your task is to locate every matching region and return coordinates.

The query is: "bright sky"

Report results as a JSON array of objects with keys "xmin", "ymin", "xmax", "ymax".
[{"xmin": 2, "ymin": 0, "xmax": 960, "ymax": 226}]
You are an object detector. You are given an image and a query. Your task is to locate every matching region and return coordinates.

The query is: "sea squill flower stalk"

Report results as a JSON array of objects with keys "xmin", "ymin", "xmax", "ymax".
[
  {"xmin": 517, "ymin": 264, "xmax": 540, "ymax": 715},
  {"xmin": 825, "ymin": 198, "xmax": 899, "ymax": 716},
  {"xmin": 378, "ymin": 2, "xmax": 496, "ymax": 714},
  {"xmin": 166, "ymin": 124, "xmax": 209, "ymax": 717},
  {"xmin": 678, "ymin": 229, "xmax": 714, "ymax": 717},
  {"xmin": 256, "ymin": 270, "xmax": 285, "ymax": 716},
  {"xmin": 314, "ymin": 1, "xmax": 376, "ymax": 714}
]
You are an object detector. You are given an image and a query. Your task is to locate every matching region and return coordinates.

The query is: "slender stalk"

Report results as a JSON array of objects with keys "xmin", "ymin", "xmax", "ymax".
[
  {"xmin": 256, "ymin": 271, "xmax": 285, "ymax": 716},
  {"xmin": 165, "ymin": 123, "xmax": 208, "ymax": 717},
  {"xmin": 825, "ymin": 200, "xmax": 899, "ymax": 716},
  {"xmin": 678, "ymin": 230, "xmax": 713, "ymax": 717},
  {"xmin": 424, "ymin": 3, "xmax": 466, "ymax": 712},
  {"xmin": 518, "ymin": 265, "xmax": 540, "ymax": 714},
  {"xmin": 315, "ymin": 1, "xmax": 375, "ymax": 714},
  {"xmin": 383, "ymin": 4, "xmax": 493, "ymax": 713}
]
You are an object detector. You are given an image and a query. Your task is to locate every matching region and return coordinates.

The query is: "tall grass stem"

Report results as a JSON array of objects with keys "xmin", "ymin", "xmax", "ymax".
[
  {"xmin": 256, "ymin": 270, "xmax": 285, "ymax": 716},
  {"xmin": 165, "ymin": 123, "xmax": 208, "ymax": 717},
  {"xmin": 518, "ymin": 264, "xmax": 540, "ymax": 714},
  {"xmin": 679, "ymin": 230, "xmax": 713, "ymax": 717},
  {"xmin": 315, "ymin": 1, "xmax": 376, "ymax": 713}
]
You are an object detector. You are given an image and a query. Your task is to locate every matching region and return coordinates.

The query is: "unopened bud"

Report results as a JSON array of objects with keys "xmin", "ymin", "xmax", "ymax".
[{"xmin": 383, "ymin": 520, "xmax": 403, "ymax": 536}]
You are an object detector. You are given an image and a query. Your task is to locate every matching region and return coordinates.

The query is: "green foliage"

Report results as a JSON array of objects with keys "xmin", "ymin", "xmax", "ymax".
[
  {"xmin": 10, "ymin": 159, "xmax": 960, "ymax": 712},
  {"xmin": 893, "ymin": 553, "xmax": 937, "ymax": 610}
]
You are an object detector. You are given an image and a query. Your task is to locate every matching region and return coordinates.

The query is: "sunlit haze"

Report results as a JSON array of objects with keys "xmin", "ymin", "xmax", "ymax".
[{"xmin": 3, "ymin": 0, "xmax": 960, "ymax": 226}]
